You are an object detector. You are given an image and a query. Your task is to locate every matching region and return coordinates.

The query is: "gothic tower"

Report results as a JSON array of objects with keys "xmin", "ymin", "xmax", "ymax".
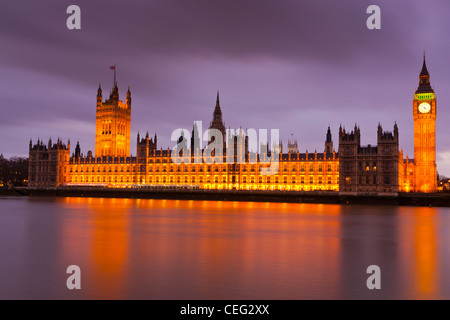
[
  {"xmin": 209, "ymin": 91, "xmax": 226, "ymax": 136},
  {"xmin": 413, "ymin": 54, "xmax": 437, "ymax": 192},
  {"xmin": 208, "ymin": 91, "xmax": 226, "ymax": 150},
  {"xmin": 95, "ymin": 80, "xmax": 131, "ymax": 157},
  {"xmin": 324, "ymin": 126, "xmax": 333, "ymax": 153}
]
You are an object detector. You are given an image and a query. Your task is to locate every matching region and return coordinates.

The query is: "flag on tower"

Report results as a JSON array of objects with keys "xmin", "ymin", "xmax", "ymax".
[{"xmin": 110, "ymin": 65, "xmax": 117, "ymax": 86}]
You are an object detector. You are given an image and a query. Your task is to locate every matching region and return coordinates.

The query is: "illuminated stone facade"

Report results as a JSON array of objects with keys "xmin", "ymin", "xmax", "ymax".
[
  {"xmin": 95, "ymin": 82, "xmax": 131, "ymax": 158},
  {"xmin": 338, "ymin": 124, "xmax": 400, "ymax": 195},
  {"xmin": 62, "ymin": 88, "xmax": 340, "ymax": 191},
  {"xmin": 412, "ymin": 58, "xmax": 437, "ymax": 192},
  {"xmin": 28, "ymin": 58, "xmax": 439, "ymax": 193},
  {"xmin": 62, "ymin": 149, "xmax": 339, "ymax": 191},
  {"xmin": 398, "ymin": 56, "xmax": 437, "ymax": 193}
]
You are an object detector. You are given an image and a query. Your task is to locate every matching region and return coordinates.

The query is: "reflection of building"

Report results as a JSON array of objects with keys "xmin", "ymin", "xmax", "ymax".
[{"xmin": 28, "ymin": 58, "xmax": 438, "ymax": 194}]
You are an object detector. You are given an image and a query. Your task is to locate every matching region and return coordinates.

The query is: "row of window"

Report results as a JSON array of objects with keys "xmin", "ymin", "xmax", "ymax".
[
  {"xmin": 68, "ymin": 163, "xmax": 339, "ymax": 173},
  {"xmin": 345, "ymin": 176, "xmax": 392, "ymax": 185},
  {"xmin": 69, "ymin": 175, "xmax": 339, "ymax": 185},
  {"xmin": 101, "ymin": 122, "xmax": 127, "ymax": 136},
  {"xmin": 344, "ymin": 161, "xmax": 393, "ymax": 172}
]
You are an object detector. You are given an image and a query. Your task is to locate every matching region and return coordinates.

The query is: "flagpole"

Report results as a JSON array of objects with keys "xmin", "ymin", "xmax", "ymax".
[{"xmin": 114, "ymin": 63, "xmax": 116, "ymax": 87}]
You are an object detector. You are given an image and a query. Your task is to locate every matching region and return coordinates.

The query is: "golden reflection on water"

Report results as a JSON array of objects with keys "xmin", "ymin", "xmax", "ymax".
[
  {"xmin": 55, "ymin": 198, "xmax": 447, "ymax": 299},
  {"xmin": 62, "ymin": 197, "xmax": 130, "ymax": 299},
  {"xmin": 412, "ymin": 207, "xmax": 438, "ymax": 299},
  {"xmin": 58, "ymin": 198, "xmax": 344, "ymax": 299},
  {"xmin": 90, "ymin": 199, "xmax": 130, "ymax": 298},
  {"xmin": 398, "ymin": 206, "xmax": 439, "ymax": 299}
]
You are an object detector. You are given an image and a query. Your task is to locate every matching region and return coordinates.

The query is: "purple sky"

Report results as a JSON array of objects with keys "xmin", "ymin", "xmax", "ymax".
[{"xmin": 1, "ymin": 0, "xmax": 450, "ymax": 175}]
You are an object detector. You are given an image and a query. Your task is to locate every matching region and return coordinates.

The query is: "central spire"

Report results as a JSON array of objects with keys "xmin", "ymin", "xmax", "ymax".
[
  {"xmin": 213, "ymin": 90, "xmax": 223, "ymax": 122},
  {"xmin": 209, "ymin": 90, "xmax": 226, "ymax": 142},
  {"xmin": 326, "ymin": 126, "xmax": 332, "ymax": 143}
]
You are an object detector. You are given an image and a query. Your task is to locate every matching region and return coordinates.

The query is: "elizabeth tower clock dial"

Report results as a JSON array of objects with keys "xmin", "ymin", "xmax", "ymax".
[{"xmin": 418, "ymin": 102, "xmax": 431, "ymax": 114}]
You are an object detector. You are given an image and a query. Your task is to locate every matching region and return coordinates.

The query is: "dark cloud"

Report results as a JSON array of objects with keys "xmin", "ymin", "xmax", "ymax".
[{"xmin": 1, "ymin": 0, "xmax": 450, "ymax": 174}]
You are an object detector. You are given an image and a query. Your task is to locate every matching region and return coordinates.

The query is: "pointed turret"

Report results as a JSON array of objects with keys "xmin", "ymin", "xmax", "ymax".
[
  {"xmin": 111, "ymin": 82, "xmax": 119, "ymax": 100},
  {"xmin": 97, "ymin": 83, "xmax": 102, "ymax": 97},
  {"xmin": 126, "ymin": 86, "xmax": 131, "ymax": 107},
  {"xmin": 75, "ymin": 141, "xmax": 81, "ymax": 158},
  {"xmin": 325, "ymin": 126, "xmax": 333, "ymax": 153},
  {"xmin": 213, "ymin": 90, "xmax": 223, "ymax": 123},
  {"xmin": 97, "ymin": 83, "xmax": 103, "ymax": 108},
  {"xmin": 326, "ymin": 126, "xmax": 332, "ymax": 143}
]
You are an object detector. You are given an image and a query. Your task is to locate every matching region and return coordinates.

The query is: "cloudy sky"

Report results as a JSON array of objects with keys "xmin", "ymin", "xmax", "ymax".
[{"xmin": 1, "ymin": 0, "xmax": 450, "ymax": 175}]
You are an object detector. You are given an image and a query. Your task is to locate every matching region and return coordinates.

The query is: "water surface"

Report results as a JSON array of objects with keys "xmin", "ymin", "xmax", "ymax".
[{"xmin": 0, "ymin": 197, "xmax": 449, "ymax": 299}]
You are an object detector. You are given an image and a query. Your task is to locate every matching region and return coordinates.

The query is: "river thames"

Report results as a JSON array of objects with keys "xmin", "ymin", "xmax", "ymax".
[{"xmin": 0, "ymin": 196, "xmax": 449, "ymax": 299}]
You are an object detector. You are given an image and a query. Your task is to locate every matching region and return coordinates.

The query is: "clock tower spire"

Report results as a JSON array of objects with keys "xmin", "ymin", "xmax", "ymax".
[
  {"xmin": 416, "ymin": 53, "xmax": 433, "ymax": 94},
  {"xmin": 413, "ymin": 53, "xmax": 437, "ymax": 193}
]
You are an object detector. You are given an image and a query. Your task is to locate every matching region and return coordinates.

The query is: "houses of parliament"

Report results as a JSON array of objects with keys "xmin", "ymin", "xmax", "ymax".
[{"xmin": 28, "ymin": 58, "xmax": 438, "ymax": 194}]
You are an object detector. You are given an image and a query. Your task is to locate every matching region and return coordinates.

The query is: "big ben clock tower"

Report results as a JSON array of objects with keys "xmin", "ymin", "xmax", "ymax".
[{"xmin": 413, "ymin": 54, "xmax": 437, "ymax": 193}]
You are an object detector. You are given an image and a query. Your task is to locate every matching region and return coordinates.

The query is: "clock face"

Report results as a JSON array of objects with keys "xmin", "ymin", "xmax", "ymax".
[{"xmin": 418, "ymin": 102, "xmax": 431, "ymax": 114}]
